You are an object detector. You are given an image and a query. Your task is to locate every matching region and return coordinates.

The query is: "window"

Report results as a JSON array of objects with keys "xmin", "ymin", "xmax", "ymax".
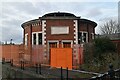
[
  {"xmin": 78, "ymin": 32, "xmax": 88, "ymax": 43},
  {"xmin": 78, "ymin": 32, "xmax": 82, "ymax": 44},
  {"xmin": 49, "ymin": 42, "xmax": 57, "ymax": 48},
  {"xmin": 32, "ymin": 32, "xmax": 42, "ymax": 45},
  {"xmin": 25, "ymin": 34, "xmax": 28, "ymax": 46},
  {"xmin": 62, "ymin": 40, "xmax": 72, "ymax": 48},
  {"xmin": 83, "ymin": 33, "xmax": 87, "ymax": 42},
  {"xmin": 91, "ymin": 33, "xmax": 94, "ymax": 40},
  {"xmin": 63, "ymin": 42, "xmax": 71, "ymax": 48},
  {"xmin": 38, "ymin": 33, "xmax": 42, "ymax": 45},
  {"xmin": 51, "ymin": 26, "xmax": 69, "ymax": 34},
  {"xmin": 33, "ymin": 33, "xmax": 36, "ymax": 45}
]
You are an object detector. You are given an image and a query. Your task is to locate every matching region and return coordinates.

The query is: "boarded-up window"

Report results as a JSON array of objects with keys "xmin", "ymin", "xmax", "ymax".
[
  {"xmin": 49, "ymin": 42, "xmax": 57, "ymax": 48},
  {"xmin": 63, "ymin": 42, "xmax": 71, "ymax": 48}
]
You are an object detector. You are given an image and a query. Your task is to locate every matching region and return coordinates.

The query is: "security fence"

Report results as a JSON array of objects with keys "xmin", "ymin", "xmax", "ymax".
[
  {"xmin": 2, "ymin": 60, "xmax": 120, "ymax": 79},
  {"xmin": 90, "ymin": 68, "xmax": 120, "ymax": 80},
  {"xmin": 2, "ymin": 44, "xmax": 84, "ymax": 69}
]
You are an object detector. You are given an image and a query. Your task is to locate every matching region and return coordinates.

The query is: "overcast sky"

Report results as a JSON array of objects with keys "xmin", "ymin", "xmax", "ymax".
[{"xmin": 0, "ymin": 0, "xmax": 119, "ymax": 44}]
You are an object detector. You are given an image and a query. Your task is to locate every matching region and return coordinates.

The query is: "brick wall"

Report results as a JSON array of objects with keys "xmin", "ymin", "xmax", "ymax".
[
  {"xmin": 1, "ymin": 44, "xmax": 24, "ymax": 66},
  {"xmin": 46, "ymin": 19, "xmax": 74, "ymax": 41}
]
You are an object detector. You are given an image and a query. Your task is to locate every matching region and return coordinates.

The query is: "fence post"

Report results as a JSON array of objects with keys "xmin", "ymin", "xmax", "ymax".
[
  {"xmin": 117, "ymin": 69, "xmax": 120, "ymax": 79},
  {"xmin": 20, "ymin": 61, "xmax": 22, "ymax": 69},
  {"xmin": 14, "ymin": 70, "xmax": 16, "ymax": 79},
  {"xmin": 61, "ymin": 67, "xmax": 63, "ymax": 80},
  {"xmin": 23, "ymin": 61, "xmax": 24, "ymax": 70},
  {"xmin": 118, "ymin": 69, "xmax": 120, "ymax": 78},
  {"xmin": 108, "ymin": 64, "xmax": 115, "ymax": 80},
  {"xmin": 39, "ymin": 64, "xmax": 41, "ymax": 74},
  {"xmin": 11, "ymin": 59, "xmax": 13, "ymax": 66},
  {"xmin": 21, "ymin": 61, "xmax": 23, "ymax": 69},
  {"xmin": 66, "ymin": 67, "xmax": 68, "ymax": 80},
  {"xmin": 36, "ymin": 64, "xmax": 38, "ymax": 74},
  {"xmin": 2, "ymin": 58, "xmax": 5, "ymax": 64}
]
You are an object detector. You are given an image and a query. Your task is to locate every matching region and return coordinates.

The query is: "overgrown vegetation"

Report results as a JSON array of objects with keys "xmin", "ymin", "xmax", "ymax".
[
  {"xmin": 80, "ymin": 37, "xmax": 119, "ymax": 73},
  {"xmin": 94, "ymin": 37, "xmax": 116, "ymax": 54}
]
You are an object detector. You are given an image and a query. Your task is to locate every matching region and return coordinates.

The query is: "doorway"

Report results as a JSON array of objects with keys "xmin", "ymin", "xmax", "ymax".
[{"xmin": 48, "ymin": 41, "xmax": 59, "ymax": 64}]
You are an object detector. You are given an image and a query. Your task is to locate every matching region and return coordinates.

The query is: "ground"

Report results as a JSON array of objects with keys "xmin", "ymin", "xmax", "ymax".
[{"xmin": 2, "ymin": 62, "xmax": 96, "ymax": 79}]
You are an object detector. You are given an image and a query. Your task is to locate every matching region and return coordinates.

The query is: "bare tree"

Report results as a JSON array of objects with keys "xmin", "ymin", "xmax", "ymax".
[{"xmin": 100, "ymin": 19, "xmax": 120, "ymax": 34}]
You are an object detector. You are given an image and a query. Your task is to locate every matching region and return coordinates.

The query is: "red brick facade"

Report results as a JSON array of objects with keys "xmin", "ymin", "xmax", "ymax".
[
  {"xmin": 21, "ymin": 12, "xmax": 97, "ymax": 65},
  {"xmin": 46, "ymin": 19, "xmax": 74, "ymax": 41}
]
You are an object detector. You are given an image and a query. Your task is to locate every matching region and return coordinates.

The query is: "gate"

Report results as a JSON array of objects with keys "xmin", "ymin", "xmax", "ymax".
[{"xmin": 50, "ymin": 48, "xmax": 72, "ymax": 69}]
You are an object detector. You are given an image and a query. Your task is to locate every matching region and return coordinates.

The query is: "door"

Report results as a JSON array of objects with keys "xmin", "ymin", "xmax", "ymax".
[{"xmin": 48, "ymin": 42, "xmax": 58, "ymax": 64}]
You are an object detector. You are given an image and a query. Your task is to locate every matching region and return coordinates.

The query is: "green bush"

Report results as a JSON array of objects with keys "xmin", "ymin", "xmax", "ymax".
[
  {"xmin": 94, "ymin": 37, "xmax": 116, "ymax": 54},
  {"xmin": 81, "ymin": 37, "xmax": 118, "ymax": 72}
]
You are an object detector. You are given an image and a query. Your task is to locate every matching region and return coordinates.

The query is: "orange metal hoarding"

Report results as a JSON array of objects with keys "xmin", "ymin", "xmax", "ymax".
[{"xmin": 51, "ymin": 48, "xmax": 72, "ymax": 70}]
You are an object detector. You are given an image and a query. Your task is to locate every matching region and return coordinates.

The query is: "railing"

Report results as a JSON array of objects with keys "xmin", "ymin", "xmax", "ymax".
[
  {"xmin": 2, "ymin": 58, "xmax": 120, "ymax": 80},
  {"xmin": 2, "ymin": 59, "xmax": 69, "ymax": 79},
  {"xmin": 90, "ymin": 68, "xmax": 120, "ymax": 80}
]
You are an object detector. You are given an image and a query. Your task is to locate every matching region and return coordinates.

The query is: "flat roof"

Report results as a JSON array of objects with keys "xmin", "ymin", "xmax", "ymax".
[
  {"xmin": 42, "ymin": 12, "xmax": 77, "ymax": 17},
  {"xmin": 21, "ymin": 12, "xmax": 97, "ymax": 28}
]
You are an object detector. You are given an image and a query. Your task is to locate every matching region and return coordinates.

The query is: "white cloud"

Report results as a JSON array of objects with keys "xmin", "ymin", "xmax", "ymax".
[
  {"xmin": 86, "ymin": 8, "xmax": 102, "ymax": 17},
  {"xmin": 1, "ymin": 1, "xmax": 118, "ymax": 43},
  {"xmin": 1, "ymin": 0, "xmax": 119, "ymax": 2}
]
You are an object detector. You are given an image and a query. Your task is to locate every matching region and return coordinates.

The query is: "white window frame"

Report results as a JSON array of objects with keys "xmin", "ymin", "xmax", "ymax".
[
  {"xmin": 79, "ymin": 31, "xmax": 88, "ymax": 43},
  {"xmin": 47, "ymin": 40, "xmax": 59, "ymax": 60},
  {"xmin": 25, "ymin": 33, "xmax": 28, "ymax": 46},
  {"xmin": 38, "ymin": 32, "xmax": 42, "ymax": 45},
  {"xmin": 47, "ymin": 40, "xmax": 59, "ymax": 48},
  {"xmin": 61, "ymin": 40, "xmax": 73, "ymax": 48},
  {"xmin": 51, "ymin": 26, "xmax": 69, "ymax": 35},
  {"xmin": 32, "ymin": 31, "xmax": 42, "ymax": 45},
  {"xmin": 91, "ymin": 33, "xmax": 94, "ymax": 40}
]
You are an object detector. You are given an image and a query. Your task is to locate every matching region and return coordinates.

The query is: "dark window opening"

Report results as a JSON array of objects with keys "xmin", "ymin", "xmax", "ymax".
[
  {"xmin": 33, "ymin": 34, "xmax": 36, "ymax": 45},
  {"xmin": 83, "ymin": 33, "xmax": 87, "ymax": 42},
  {"xmin": 78, "ymin": 32, "xmax": 82, "ymax": 44},
  {"xmin": 38, "ymin": 33, "xmax": 42, "ymax": 45},
  {"xmin": 78, "ymin": 32, "xmax": 87, "ymax": 43}
]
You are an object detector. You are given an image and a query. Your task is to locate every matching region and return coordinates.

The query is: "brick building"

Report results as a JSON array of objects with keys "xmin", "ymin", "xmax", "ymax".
[
  {"xmin": 21, "ymin": 12, "xmax": 97, "ymax": 67},
  {"xmin": 22, "ymin": 13, "xmax": 96, "ymax": 53}
]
